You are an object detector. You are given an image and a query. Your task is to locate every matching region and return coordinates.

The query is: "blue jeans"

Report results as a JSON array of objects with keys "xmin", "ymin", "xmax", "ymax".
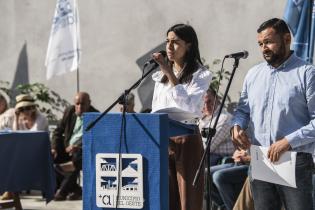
[
  {"xmin": 210, "ymin": 163, "xmax": 234, "ymax": 207},
  {"xmin": 251, "ymin": 152, "xmax": 314, "ymax": 210},
  {"xmin": 313, "ymin": 174, "xmax": 315, "ymax": 210},
  {"xmin": 209, "ymin": 153, "xmax": 223, "ymax": 166},
  {"xmin": 210, "ymin": 163, "xmax": 248, "ymax": 210}
]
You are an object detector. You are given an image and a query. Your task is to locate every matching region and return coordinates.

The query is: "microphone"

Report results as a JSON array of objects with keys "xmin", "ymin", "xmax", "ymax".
[
  {"xmin": 225, "ymin": 50, "xmax": 248, "ymax": 59},
  {"xmin": 144, "ymin": 50, "xmax": 167, "ymax": 66}
]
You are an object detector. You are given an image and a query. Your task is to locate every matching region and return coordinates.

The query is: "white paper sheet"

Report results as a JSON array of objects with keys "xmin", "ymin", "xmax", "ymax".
[
  {"xmin": 250, "ymin": 145, "xmax": 297, "ymax": 188},
  {"xmin": 153, "ymin": 107, "xmax": 199, "ymax": 122}
]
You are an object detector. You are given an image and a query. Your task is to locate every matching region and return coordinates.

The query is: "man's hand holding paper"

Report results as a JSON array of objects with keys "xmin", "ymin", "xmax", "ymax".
[
  {"xmin": 267, "ymin": 138, "xmax": 292, "ymax": 162},
  {"xmin": 250, "ymin": 145, "xmax": 297, "ymax": 188}
]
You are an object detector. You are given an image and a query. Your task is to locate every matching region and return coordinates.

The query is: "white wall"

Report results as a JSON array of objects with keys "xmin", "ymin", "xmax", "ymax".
[{"xmin": 0, "ymin": 0, "xmax": 286, "ymax": 113}]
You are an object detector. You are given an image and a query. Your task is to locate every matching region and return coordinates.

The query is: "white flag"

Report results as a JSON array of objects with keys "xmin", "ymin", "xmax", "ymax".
[{"xmin": 45, "ymin": 0, "xmax": 81, "ymax": 80}]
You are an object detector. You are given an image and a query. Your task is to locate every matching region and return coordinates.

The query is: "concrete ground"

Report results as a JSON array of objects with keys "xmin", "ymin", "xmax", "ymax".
[
  {"xmin": 2, "ymin": 196, "xmax": 208, "ymax": 210},
  {"xmin": 4, "ymin": 191, "xmax": 208, "ymax": 210},
  {"xmin": 0, "ymin": 191, "xmax": 82, "ymax": 210},
  {"xmin": 21, "ymin": 195, "xmax": 82, "ymax": 210}
]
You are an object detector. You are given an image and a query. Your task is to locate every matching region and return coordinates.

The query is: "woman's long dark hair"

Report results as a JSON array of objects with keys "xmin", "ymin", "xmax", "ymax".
[{"xmin": 161, "ymin": 23, "xmax": 202, "ymax": 84}]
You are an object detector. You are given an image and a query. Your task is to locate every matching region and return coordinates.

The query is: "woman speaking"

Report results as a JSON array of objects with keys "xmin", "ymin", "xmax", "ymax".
[{"xmin": 151, "ymin": 23, "xmax": 212, "ymax": 210}]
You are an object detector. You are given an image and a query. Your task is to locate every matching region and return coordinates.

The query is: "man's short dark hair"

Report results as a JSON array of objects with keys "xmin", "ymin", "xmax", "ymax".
[{"xmin": 257, "ymin": 18, "xmax": 291, "ymax": 35}]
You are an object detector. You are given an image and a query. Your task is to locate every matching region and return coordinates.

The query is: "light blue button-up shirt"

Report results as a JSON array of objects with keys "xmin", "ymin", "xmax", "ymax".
[{"xmin": 232, "ymin": 53, "xmax": 315, "ymax": 154}]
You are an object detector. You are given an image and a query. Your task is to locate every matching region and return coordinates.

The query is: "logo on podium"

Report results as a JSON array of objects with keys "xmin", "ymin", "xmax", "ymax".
[{"xmin": 96, "ymin": 153, "xmax": 144, "ymax": 209}]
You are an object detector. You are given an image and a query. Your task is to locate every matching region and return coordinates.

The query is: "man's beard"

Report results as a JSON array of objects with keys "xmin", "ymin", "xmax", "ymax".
[{"xmin": 263, "ymin": 41, "xmax": 287, "ymax": 67}]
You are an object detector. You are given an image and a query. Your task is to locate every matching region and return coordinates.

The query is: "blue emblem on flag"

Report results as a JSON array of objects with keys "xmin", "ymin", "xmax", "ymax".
[{"xmin": 53, "ymin": 0, "xmax": 75, "ymax": 33}]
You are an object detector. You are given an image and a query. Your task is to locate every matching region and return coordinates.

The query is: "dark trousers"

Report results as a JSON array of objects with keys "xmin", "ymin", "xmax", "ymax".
[
  {"xmin": 55, "ymin": 169, "xmax": 81, "ymax": 196},
  {"xmin": 169, "ymin": 132, "xmax": 204, "ymax": 210},
  {"xmin": 54, "ymin": 149, "xmax": 82, "ymax": 195},
  {"xmin": 251, "ymin": 152, "xmax": 314, "ymax": 210}
]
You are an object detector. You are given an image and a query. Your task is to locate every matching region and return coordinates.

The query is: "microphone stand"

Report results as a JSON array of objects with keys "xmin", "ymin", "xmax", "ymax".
[
  {"xmin": 85, "ymin": 63, "xmax": 158, "ymax": 132},
  {"xmin": 193, "ymin": 58, "xmax": 240, "ymax": 210}
]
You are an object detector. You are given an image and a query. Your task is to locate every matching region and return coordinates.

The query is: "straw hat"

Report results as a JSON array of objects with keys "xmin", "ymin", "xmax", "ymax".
[{"xmin": 15, "ymin": 94, "xmax": 36, "ymax": 110}]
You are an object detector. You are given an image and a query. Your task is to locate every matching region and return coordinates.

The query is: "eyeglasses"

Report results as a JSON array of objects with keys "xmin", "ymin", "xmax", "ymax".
[{"xmin": 18, "ymin": 106, "xmax": 34, "ymax": 112}]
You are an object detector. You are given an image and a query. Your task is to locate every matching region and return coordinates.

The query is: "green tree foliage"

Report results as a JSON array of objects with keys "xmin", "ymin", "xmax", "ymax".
[
  {"xmin": 0, "ymin": 81, "xmax": 70, "ymax": 122},
  {"xmin": 202, "ymin": 58, "xmax": 232, "ymax": 103}
]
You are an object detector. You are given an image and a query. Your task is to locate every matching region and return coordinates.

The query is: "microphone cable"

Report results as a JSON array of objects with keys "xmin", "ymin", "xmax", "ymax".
[{"xmin": 115, "ymin": 93, "xmax": 128, "ymax": 209}]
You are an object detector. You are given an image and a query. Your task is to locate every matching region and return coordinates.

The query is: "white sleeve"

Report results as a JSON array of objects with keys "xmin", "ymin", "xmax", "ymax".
[
  {"xmin": 0, "ymin": 109, "xmax": 15, "ymax": 130},
  {"xmin": 169, "ymin": 69, "xmax": 212, "ymax": 116}
]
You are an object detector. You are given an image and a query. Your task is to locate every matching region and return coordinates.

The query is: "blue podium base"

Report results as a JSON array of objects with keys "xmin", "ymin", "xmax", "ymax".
[{"xmin": 83, "ymin": 113, "xmax": 172, "ymax": 210}]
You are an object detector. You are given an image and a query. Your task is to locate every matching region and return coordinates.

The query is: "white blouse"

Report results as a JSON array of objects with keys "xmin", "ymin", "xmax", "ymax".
[{"xmin": 151, "ymin": 65, "xmax": 212, "ymax": 117}]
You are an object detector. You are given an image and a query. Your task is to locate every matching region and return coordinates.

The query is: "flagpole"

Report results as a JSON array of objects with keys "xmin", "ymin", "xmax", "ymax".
[
  {"xmin": 309, "ymin": 0, "xmax": 315, "ymax": 63},
  {"xmin": 77, "ymin": 67, "xmax": 80, "ymax": 92},
  {"xmin": 308, "ymin": 0, "xmax": 313, "ymax": 62},
  {"xmin": 76, "ymin": 0, "xmax": 80, "ymax": 92}
]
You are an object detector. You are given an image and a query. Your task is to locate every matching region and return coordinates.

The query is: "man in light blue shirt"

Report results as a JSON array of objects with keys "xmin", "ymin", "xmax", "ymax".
[{"xmin": 231, "ymin": 18, "xmax": 315, "ymax": 210}]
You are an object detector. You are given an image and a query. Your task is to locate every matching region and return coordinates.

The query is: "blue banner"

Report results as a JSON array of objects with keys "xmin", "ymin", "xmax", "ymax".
[
  {"xmin": 284, "ymin": 0, "xmax": 315, "ymax": 63},
  {"xmin": 309, "ymin": 2, "xmax": 315, "ymax": 63}
]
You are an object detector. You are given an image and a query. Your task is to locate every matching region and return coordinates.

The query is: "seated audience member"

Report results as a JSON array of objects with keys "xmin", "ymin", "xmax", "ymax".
[
  {"xmin": 0, "ymin": 94, "xmax": 48, "ymax": 131},
  {"xmin": 52, "ymin": 92, "xmax": 99, "ymax": 201},
  {"xmin": 199, "ymin": 88, "xmax": 235, "ymax": 166},
  {"xmin": 14, "ymin": 94, "xmax": 48, "ymax": 131},
  {"xmin": 0, "ymin": 94, "xmax": 48, "ymax": 200},
  {"xmin": 0, "ymin": 93, "xmax": 13, "ymax": 129},
  {"xmin": 0, "ymin": 94, "xmax": 8, "ymax": 115},
  {"xmin": 118, "ymin": 92, "xmax": 136, "ymax": 113},
  {"xmin": 0, "ymin": 108, "xmax": 15, "ymax": 130},
  {"xmin": 210, "ymin": 149, "xmax": 250, "ymax": 210},
  {"xmin": 0, "ymin": 93, "xmax": 12, "ymax": 130}
]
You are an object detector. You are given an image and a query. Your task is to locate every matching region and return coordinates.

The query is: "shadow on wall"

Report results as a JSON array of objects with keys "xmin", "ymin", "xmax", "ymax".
[
  {"xmin": 136, "ymin": 42, "xmax": 166, "ymax": 112},
  {"xmin": 10, "ymin": 42, "xmax": 29, "ymax": 106}
]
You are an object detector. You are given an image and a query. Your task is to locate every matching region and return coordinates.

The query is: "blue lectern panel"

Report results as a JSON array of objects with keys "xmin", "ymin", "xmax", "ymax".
[{"xmin": 83, "ymin": 113, "xmax": 169, "ymax": 210}]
